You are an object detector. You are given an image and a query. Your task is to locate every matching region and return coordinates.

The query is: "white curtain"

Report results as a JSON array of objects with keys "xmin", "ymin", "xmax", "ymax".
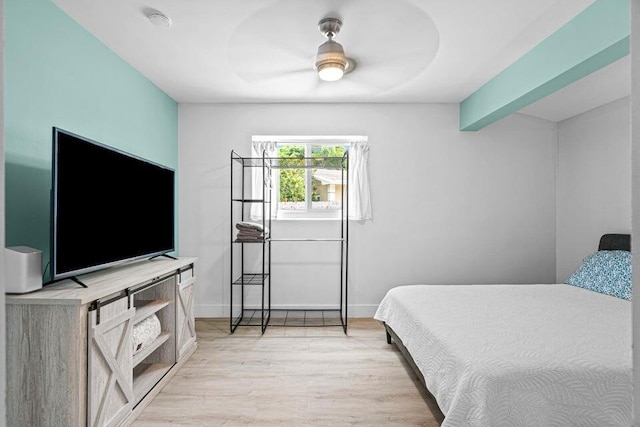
[
  {"xmin": 250, "ymin": 141, "xmax": 277, "ymax": 220},
  {"xmin": 348, "ymin": 141, "xmax": 372, "ymax": 221}
]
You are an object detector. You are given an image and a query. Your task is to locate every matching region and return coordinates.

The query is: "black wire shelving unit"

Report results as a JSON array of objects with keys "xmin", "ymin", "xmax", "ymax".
[
  {"xmin": 229, "ymin": 150, "xmax": 349, "ymax": 334},
  {"xmin": 230, "ymin": 151, "xmax": 272, "ymax": 333}
]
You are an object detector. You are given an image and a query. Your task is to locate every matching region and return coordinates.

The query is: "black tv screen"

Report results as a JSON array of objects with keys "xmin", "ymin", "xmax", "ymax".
[{"xmin": 52, "ymin": 128, "xmax": 175, "ymax": 280}]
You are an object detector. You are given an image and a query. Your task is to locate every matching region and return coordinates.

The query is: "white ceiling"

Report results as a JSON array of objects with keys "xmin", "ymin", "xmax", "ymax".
[
  {"xmin": 519, "ymin": 56, "xmax": 630, "ymax": 122},
  {"xmin": 53, "ymin": 0, "xmax": 627, "ymax": 122}
]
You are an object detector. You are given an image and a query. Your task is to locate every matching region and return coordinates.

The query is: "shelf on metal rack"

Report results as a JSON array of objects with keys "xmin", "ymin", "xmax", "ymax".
[
  {"xmin": 270, "ymin": 156, "xmax": 347, "ymax": 170},
  {"xmin": 233, "ymin": 239, "xmax": 269, "ymax": 244},
  {"xmin": 231, "ymin": 310, "xmax": 271, "ymax": 332},
  {"xmin": 232, "ymin": 274, "xmax": 269, "ymax": 285},
  {"xmin": 231, "ymin": 198, "xmax": 271, "ymax": 203},
  {"xmin": 269, "ymin": 309, "xmax": 343, "ymax": 327},
  {"xmin": 231, "ymin": 309, "xmax": 344, "ymax": 328},
  {"xmin": 231, "ymin": 155, "xmax": 274, "ymax": 169},
  {"xmin": 270, "ymin": 238, "xmax": 343, "ymax": 242}
]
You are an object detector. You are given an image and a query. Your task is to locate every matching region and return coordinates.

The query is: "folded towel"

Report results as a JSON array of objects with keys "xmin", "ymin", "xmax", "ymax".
[
  {"xmin": 236, "ymin": 221, "xmax": 269, "ymax": 234},
  {"xmin": 237, "ymin": 232, "xmax": 261, "ymax": 237},
  {"xmin": 236, "ymin": 221, "xmax": 263, "ymax": 230},
  {"xmin": 237, "ymin": 228, "xmax": 262, "ymax": 234},
  {"xmin": 237, "ymin": 235, "xmax": 262, "ymax": 241},
  {"xmin": 236, "ymin": 227, "xmax": 264, "ymax": 241}
]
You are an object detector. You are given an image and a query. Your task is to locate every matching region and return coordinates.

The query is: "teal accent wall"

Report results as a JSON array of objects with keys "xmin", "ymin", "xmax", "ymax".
[
  {"xmin": 5, "ymin": 0, "xmax": 178, "ymax": 277},
  {"xmin": 460, "ymin": 0, "xmax": 630, "ymax": 131}
]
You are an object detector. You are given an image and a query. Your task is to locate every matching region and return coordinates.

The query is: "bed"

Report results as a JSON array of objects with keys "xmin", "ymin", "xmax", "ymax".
[{"xmin": 374, "ymin": 234, "xmax": 632, "ymax": 427}]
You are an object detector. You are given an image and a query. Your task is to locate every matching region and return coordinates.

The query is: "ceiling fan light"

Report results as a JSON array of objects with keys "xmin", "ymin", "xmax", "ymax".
[
  {"xmin": 317, "ymin": 63, "xmax": 345, "ymax": 81},
  {"xmin": 315, "ymin": 40, "xmax": 347, "ymax": 81}
]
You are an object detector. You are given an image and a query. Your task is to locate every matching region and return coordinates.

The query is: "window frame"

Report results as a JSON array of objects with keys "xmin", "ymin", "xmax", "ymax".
[
  {"xmin": 252, "ymin": 135, "xmax": 367, "ymax": 221},
  {"xmin": 275, "ymin": 142, "xmax": 348, "ymax": 220}
]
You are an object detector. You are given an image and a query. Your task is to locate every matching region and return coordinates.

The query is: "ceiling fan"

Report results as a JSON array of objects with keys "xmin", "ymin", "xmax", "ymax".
[
  {"xmin": 227, "ymin": 3, "xmax": 438, "ymax": 93},
  {"xmin": 314, "ymin": 17, "xmax": 356, "ymax": 82}
]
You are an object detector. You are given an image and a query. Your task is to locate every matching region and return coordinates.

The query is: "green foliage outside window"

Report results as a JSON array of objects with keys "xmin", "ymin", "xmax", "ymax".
[
  {"xmin": 278, "ymin": 144, "xmax": 347, "ymax": 204},
  {"xmin": 278, "ymin": 145, "xmax": 305, "ymax": 202},
  {"xmin": 311, "ymin": 145, "xmax": 346, "ymax": 164}
]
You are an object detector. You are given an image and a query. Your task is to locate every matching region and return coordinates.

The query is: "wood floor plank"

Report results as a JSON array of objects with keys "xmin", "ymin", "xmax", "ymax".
[{"xmin": 132, "ymin": 318, "xmax": 444, "ymax": 426}]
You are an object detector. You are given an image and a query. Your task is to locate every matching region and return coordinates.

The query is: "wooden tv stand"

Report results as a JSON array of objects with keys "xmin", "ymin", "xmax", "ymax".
[{"xmin": 6, "ymin": 257, "xmax": 197, "ymax": 427}]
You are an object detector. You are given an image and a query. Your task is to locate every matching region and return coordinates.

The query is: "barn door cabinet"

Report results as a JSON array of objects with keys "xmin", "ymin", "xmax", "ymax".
[
  {"xmin": 6, "ymin": 257, "xmax": 198, "ymax": 427},
  {"xmin": 176, "ymin": 266, "xmax": 196, "ymax": 358}
]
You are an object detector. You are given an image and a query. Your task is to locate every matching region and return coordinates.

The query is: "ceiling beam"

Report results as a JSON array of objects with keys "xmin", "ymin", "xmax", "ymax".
[{"xmin": 459, "ymin": 0, "xmax": 629, "ymax": 132}]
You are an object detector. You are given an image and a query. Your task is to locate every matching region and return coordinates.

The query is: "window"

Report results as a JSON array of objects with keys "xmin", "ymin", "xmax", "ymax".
[
  {"xmin": 276, "ymin": 143, "xmax": 348, "ymax": 218},
  {"xmin": 251, "ymin": 135, "xmax": 371, "ymax": 221}
]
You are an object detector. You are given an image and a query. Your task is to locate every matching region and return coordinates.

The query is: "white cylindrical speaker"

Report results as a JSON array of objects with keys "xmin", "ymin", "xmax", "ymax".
[{"xmin": 5, "ymin": 246, "xmax": 43, "ymax": 294}]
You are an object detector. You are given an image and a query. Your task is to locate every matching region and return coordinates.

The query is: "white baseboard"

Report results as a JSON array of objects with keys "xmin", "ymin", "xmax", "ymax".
[{"xmin": 195, "ymin": 304, "xmax": 378, "ymax": 318}]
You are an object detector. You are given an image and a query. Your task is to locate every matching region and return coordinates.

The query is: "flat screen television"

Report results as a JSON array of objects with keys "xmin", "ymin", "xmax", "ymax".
[{"xmin": 51, "ymin": 127, "xmax": 175, "ymax": 281}]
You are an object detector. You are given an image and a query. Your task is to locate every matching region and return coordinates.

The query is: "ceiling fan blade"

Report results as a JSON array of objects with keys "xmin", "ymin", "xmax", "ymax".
[
  {"xmin": 341, "ymin": 77, "xmax": 382, "ymax": 92},
  {"xmin": 250, "ymin": 29, "xmax": 315, "ymax": 61},
  {"xmin": 240, "ymin": 66, "xmax": 312, "ymax": 84},
  {"xmin": 228, "ymin": 17, "xmax": 318, "ymax": 85}
]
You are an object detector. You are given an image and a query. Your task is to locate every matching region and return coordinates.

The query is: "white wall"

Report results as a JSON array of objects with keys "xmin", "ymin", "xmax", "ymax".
[
  {"xmin": 179, "ymin": 103, "xmax": 557, "ymax": 317},
  {"xmin": 556, "ymin": 97, "xmax": 632, "ymax": 282}
]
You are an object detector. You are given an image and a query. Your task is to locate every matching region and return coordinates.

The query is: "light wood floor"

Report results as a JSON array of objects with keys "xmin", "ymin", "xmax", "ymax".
[{"xmin": 132, "ymin": 318, "xmax": 444, "ymax": 426}]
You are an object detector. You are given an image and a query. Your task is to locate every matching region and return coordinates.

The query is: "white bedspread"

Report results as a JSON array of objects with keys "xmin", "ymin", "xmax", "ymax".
[{"xmin": 374, "ymin": 284, "xmax": 631, "ymax": 427}]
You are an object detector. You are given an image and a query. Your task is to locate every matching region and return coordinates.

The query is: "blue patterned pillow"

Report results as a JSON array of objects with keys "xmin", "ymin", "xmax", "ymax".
[{"xmin": 565, "ymin": 250, "xmax": 632, "ymax": 300}]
